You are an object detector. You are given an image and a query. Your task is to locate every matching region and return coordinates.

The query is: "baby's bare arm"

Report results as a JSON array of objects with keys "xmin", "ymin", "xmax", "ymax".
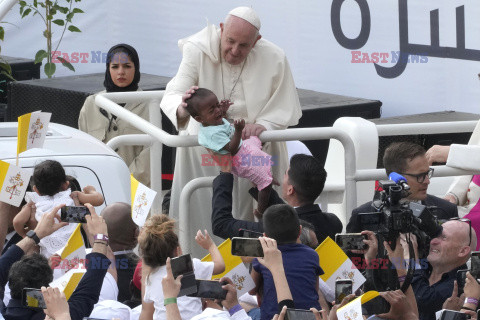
[
  {"xmin": 13, "ymin": 202, "xmax": 36, "ymax": 238},
  {"xmin": 72, "ymin": 186, "xmax": 104, "ymax": 206}
]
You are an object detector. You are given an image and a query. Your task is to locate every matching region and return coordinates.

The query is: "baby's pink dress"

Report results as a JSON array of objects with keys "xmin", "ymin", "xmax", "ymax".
[{"xmin": 231, "ymin": 136, "xmax": 273, "ymax": 190}]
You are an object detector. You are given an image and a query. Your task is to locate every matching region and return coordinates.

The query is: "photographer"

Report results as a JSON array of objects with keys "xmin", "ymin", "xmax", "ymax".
[
  {"xmin": 347, "ymin": 142, "xmax": 458, "ymax": 234},
  {"xmin": 411, "ymin": 219, "xmax": 476, "ymax": 320}
]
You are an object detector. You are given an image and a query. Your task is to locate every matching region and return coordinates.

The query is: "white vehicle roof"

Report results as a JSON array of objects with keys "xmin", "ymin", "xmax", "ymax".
[
  {"xmin": 0, "ymin": 122, "xmax": 119, "ymax": 160},
  {"xmin": 0, "ymin": 122, "xmax": 131, "ymax": 210}
]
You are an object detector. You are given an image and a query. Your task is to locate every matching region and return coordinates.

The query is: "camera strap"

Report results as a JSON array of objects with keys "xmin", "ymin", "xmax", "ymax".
[{"xmin": 400, "ymin": 237, "xmax": 416, "ymax": 292}]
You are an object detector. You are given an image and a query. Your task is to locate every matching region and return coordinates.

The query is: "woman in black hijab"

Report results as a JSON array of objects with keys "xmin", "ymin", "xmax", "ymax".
[
  {"xmin": 78, "ymin": 43, "xmax": 151, "ymax": 186},
  {"xmin": 104, "ymin": 44, "xmax": 141, "ymax": 92}
]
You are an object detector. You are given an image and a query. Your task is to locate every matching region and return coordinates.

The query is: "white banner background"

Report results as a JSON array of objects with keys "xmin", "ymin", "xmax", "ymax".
[{"xmin": 3, "ymin": 0, "xmax": 480, "ymax": 117}]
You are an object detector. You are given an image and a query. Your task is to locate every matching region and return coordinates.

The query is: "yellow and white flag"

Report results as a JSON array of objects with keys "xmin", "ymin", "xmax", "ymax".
[
  {"xmin": 50, "ymin": 267, "xmax": 86, "ymax": 300},
  {"xmin": 316, "ymin": 237, "xmax": 366, "ymax": 292},
  {"xmin": 17, "ymin": 111, "xmax": 51, "ymax": 155},
  {"xmin": 336, "ymin": 291, "xmax": 379, "ymax": 320},
  {"xmin": 131, "ymin": 174, "xmax": 157, "ymax": 227},
  {"xmin": 202, "ymin": 238, "xmax": 255, "ymax": 297},
  {"xmin": 0, "ymin": 160, "xmax": 32, "ymax": 207},
  {"xmin": 55, "ymin": 224, "xmax": 87, "ymax": 276}
]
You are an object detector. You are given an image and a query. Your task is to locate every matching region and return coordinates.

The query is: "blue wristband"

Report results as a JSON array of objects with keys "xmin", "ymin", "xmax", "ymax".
[{"xmin": 228, "ymin": 304, "xmax": 242, "ymax": 316}]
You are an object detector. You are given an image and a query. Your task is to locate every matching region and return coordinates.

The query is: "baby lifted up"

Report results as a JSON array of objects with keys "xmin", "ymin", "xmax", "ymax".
[{"xmin": 185, "ymin": 88, "xmax": 274, "ymax": 214}]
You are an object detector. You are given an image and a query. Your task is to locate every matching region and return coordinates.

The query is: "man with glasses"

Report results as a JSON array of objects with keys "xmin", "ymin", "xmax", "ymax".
[
  {"xmin": 411, "ymin": 218, "xmax": 476, "ymax": 320},
  {"xmin": 347, "ymin": 142, "xmax": 458, "ymax": 233}
]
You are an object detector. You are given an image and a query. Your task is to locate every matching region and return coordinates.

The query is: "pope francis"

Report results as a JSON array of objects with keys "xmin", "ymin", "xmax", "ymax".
[{"xmin": 160, "ymin": 7, "xmax": 302, "ymax": 255}]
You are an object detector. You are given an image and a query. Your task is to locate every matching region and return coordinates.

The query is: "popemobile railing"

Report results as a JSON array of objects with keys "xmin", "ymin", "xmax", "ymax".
[{"xmin": 97, "ymin": 91, "xmax": 480, "ymax": 255}]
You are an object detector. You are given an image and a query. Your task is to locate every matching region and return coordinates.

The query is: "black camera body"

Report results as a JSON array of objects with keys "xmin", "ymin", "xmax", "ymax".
[{"xmin": 358, "ymin": 180, "xmax": 441, "ymax": 255}]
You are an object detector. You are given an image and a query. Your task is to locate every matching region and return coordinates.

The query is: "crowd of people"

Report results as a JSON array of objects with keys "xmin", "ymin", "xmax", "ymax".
[{"xmin": 1, "ymin": 5, "xmax": 480, "ymax": 320}]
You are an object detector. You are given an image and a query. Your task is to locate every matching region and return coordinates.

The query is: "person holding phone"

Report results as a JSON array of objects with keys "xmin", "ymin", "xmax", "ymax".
[
  {"xmin": 460, "ymin": 271, "xmax": 480, "ymax": 315},
  {"xmin": 2, "ymin": 203, "xmax": 112, "ymax": 320},
  {"xmin": 41, "ymin": 287, "xmax": 71, "ymax": 320},
  {"xmin": 251, "ymin": 205, "xmax": 322, "ymax": 320},
  {"xmin": 138, "ymin": 214, "xmax": 225, "ymax": 320}
]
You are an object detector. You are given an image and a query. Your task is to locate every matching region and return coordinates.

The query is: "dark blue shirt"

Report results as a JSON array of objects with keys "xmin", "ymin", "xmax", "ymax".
[
  {"xmin": 253, "ymin": 243, "xmax": 323, "ymax": 320},
  {"xmin": 412, "ymin": 263, "xmax": 466, "ymax": 320}
]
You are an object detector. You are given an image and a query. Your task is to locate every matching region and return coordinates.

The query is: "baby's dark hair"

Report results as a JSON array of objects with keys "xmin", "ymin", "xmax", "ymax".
[
  {"xmin": 185, "ymin": 88, "xmax": 216, "ymax": 119},
  {"xmin": 66, "ymin": 175, "xmax": 81, "ymax": 192},
  {"xmin": 32, "ymin": 160, "xmax": 66, "ymax": 196}
]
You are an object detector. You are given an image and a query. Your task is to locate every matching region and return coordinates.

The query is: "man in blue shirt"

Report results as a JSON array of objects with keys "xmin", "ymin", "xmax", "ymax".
[{"xmin": 412, "ymin": 219, "xmax": 476, "ymax": 320}]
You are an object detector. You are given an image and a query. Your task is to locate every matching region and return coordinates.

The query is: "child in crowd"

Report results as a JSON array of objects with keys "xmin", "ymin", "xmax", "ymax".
[
  {"xmin": 185, "ymin": 88, "xmax": 274, "ymax": 214},
  {"xmin": 13, "ymin": 160, "xmax": 104, "ymax": 257},
  {"xmin": 251, "ymin": 204, "xmax": 323, "ymax": 320},
  {"xmin": 138, "ymin": 214, "xmax": 225, "ymax": 320}
]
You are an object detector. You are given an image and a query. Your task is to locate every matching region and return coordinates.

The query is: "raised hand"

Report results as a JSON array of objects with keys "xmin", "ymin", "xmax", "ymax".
[{"xmin": 234, "ymin": 119, "xmax": 245, "ymax": 132}]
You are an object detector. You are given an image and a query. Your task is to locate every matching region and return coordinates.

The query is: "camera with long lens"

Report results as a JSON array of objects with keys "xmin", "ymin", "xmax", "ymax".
[
  {"xmin": 356, "ymin": 175, "xmax": 443, "ymax": 292},
  {"xmin": 357, "ymin": 178, "xmax": 442, "ymax": 256}
]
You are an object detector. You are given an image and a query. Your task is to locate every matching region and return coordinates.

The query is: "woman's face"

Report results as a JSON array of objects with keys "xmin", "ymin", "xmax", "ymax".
[{"xmin": 109, "ymin": 52, "xmax": 135, "ymax": 88}]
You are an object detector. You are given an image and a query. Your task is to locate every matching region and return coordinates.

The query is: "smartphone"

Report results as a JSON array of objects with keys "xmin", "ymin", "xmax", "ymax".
[
  {"xmin": 22, "ymin": 288, "xmax": 46, "ymax": 309},
  {"xmin": 231, "ymin": 237, "xmax": 264, "ymax": 257},
  {"xmin": 362, "ymin": 295, "xmax": 390, "ymax": 315},
  {"xmin": 456, "ymin": 269, "xmax": 468, "ymax": 296},
  {"xmin": 60, "ymin": 206, "xmax": 90, "ymax": 223},
  {"xmin": 335, "ymin": 233, "xmax": 368, "ymax": 251},
  {"xmin": 470, "ymin": 251, "xmax": 480, "ymax": 278},
  {"xmin": 238, "ymin": 228, "xmax": 263, "ymax": 238},
  {"xmin": 193, "ymin": 280, "xmax": 228, "ymax": 300},
  {"xmin": 170, "ymin": 254, "xmax": 197, "ymax": 296},
  {"xmin": 438, "ymin": 309, "xmax": 469, "ymax": 320},
  {"xmin": 170, "ymin": 254, "xmax": 194, "ymax": 278},
  {"xmin": 335, "ymin": 279, "xmax": 353, "ymax": 303},
  {"xmin": 284, "ymin": 308, "xmax": 316, "ymax": 320}
]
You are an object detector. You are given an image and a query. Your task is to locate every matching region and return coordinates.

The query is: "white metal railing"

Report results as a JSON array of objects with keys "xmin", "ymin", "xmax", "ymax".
[
  {"xmin": 96, "ymin": 91, "xmax": 480, "ymax": 253},
  {"xmin": 376, "ymin": 121, "xmax": 477, "ymax": 136}
]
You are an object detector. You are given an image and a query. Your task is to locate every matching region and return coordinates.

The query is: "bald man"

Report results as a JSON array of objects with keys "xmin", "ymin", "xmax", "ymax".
[
  {"xmin": 160, "ymin": 7, "xmax": 302, "ymax": 255},
  {"xmin": 101, "ymin": 202, "xmax": 139, "ymax": 302},
  {"xmin": 412, "ymin": 219, "xmax": 477, "ymax": 320}
]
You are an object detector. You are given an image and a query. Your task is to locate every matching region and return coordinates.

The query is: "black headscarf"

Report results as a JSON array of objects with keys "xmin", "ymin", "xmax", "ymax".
[{"xmin": 104, "ymin": 43, "xmax": 141, "ymax": 92}]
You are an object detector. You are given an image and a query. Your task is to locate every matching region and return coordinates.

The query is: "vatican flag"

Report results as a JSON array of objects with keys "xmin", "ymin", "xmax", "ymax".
[
  {"xmin": 131, "ymin": 174, "xmax": 157, "ymax": 227},
  {"xmin": 17, "ymin": 111, "xmax": 51, "ymax": 155},
  {"xmin": 0, "ymin": 160, "xmax": 32, "ymax": 207},
  {"xmin": 55, "ymin": 224, "xmax": 87, "ymax": 276},
  {"xmin": 50, "ymin": 268, "xmax": 86, "ymax": 300},
  {"xmin": 202, "ymin": 239, "xmax": 255, "ymax": 297},
  {"xmin": 316, "ymin": 237, "xmax": 366, "ymax": 292},
  {"xmin": 336, "ymin": 291, "xmax": 379, "ymax": 320}
]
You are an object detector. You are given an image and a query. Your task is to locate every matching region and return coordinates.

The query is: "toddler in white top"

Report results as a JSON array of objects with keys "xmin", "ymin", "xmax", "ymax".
[{"xmin": 13, "ymin": 160, "xmax": 104, "ymax": 257}]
